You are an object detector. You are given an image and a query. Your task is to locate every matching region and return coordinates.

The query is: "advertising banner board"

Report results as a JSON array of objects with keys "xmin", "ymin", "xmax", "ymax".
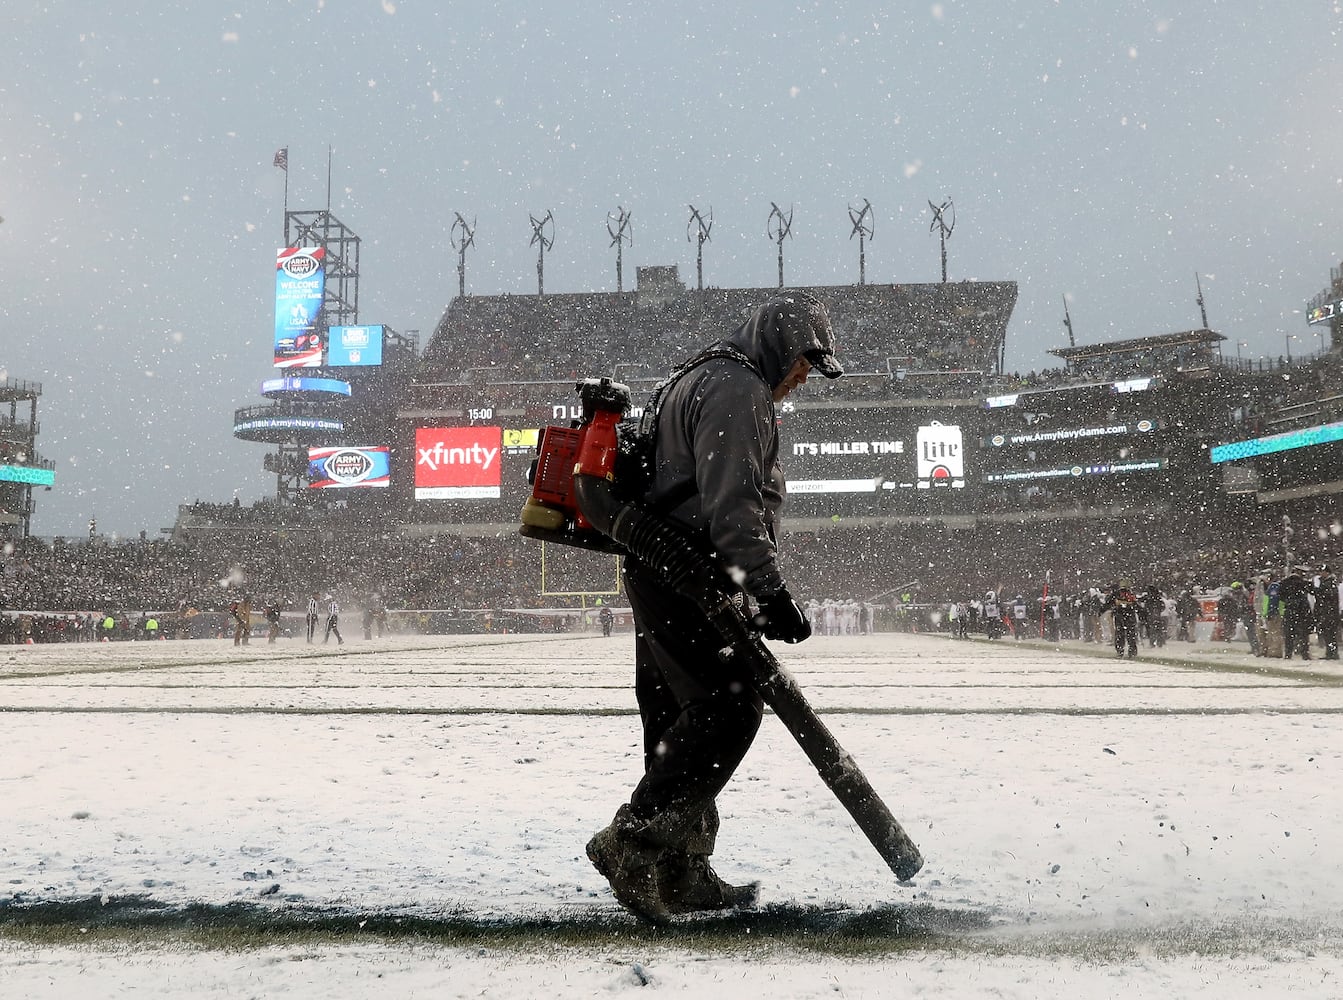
[
  {"xmin": 307, "ymin": 446, "xmax": 391, "ymax": 489},
  {"xmin": 414, "ymin": 426, "xmax": 503, "ymax": 499},
  {"xmin": 327, "ymin": 325, "xmax": 384, "ymax": 367},
  {"xmin": 273, "ymin": 247, "xmax": 326, "ymax": 368}
]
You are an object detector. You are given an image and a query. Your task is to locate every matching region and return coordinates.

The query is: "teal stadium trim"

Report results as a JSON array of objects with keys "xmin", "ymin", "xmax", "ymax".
[{"xmin": 1210, "ymin": 420, "xmax": 1343, "ymax": 464}]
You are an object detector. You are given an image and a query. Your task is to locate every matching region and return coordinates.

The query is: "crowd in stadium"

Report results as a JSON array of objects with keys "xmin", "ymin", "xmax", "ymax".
[
  {"xmin": 6, "ymin": 292, "xmax": 1342, "ymax": 643},
  {"xmin": 4, "ymin": 497, "xmax": 1340, "ymax": 644}
]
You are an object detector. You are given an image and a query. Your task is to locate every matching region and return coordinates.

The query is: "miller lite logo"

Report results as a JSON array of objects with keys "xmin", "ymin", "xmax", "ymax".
[{"xmin": 916, "ymin": 422, "xmax": 965, "ymax": 489}]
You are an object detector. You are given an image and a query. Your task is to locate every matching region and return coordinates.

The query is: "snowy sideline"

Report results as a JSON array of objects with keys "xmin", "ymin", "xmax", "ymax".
[{"xmin": 1, "ymin": 631, "xmax": 1340, "ymax": 998}]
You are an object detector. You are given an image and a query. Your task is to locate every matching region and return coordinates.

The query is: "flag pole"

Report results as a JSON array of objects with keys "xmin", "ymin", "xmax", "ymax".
[
  {"xmin": 326, "ymin": 145, "xmax": 332, "ymax": 213},
  {"xmin": 274, "ymin": 146, "xmax": 290, "ymax": 245}
]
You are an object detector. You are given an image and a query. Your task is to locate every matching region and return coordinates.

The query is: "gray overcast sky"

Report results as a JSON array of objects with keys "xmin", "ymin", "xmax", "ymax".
[{"xmin": 2, "ymin": 2, "xmax": 1340, "ymax": 538}]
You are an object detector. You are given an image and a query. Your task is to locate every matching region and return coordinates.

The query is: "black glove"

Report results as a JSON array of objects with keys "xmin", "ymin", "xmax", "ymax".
[{"xmin": 753, "ymin": 589, "xmax": 811, "ymax": 644}]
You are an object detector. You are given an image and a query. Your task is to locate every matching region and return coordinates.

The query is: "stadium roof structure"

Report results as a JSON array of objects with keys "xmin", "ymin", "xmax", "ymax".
[
  {"xmin": 1048, "ymin": 328, "xmax": 1225, "ymax": 367},
  {"xmin": 419, "ymin": 266, "xmax": 1018, "ymax": 382}
]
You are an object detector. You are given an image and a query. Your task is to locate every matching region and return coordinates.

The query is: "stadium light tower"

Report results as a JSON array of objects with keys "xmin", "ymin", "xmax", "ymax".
[
  {"xmin": 928, "ymin": 198, "xmax": 955, "ymax": 283},
  {"xmin": 450, "ymin": 213, "xmax": 476, "ymax": 300},
  {"xmin": 606, "ymin": 206, "xmax": 633, "ymax": 292},
  {"xmin": 848, "ymin": 199, "xmax": 874, "ymax": 286},
  {"xmin": 767, "ymin": 201, "xmax": 794, "ymax": 288},
  {"xmin": 529, "ymin": 210, "xmax": 554, "ymax": 296},
  {"xmin": 687, "ymin": 205, "xmax": 713, "ymax": 292}
]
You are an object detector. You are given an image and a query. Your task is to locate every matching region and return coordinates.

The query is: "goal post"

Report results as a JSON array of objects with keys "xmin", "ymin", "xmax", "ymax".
[{"xmin": 538, "ymin": 540, "xmax": 622, "ymax": 599}]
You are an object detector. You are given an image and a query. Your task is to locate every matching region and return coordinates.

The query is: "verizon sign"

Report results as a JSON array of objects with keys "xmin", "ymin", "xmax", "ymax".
[{"xmin": 414, "ymin": 426, "xmax": 503, "ymax": 500}]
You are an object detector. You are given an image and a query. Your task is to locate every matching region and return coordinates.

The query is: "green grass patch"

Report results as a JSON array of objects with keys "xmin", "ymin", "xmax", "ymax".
[
  {"xmin": 4, "ymin": 896, "xmax": 1340, "ymax": 961},
  {"xmin": 0, "ymin": 894, "xmax": 988, "ymax": 956}
]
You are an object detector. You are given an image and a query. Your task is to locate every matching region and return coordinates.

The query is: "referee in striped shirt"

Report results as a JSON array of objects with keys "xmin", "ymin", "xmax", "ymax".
[{"xmin": 306, "ymin": 593, "xmax": 320, "ymax": 644}]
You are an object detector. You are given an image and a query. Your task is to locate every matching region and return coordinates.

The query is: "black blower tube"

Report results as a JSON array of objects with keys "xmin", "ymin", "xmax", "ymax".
[{"xmin": 571, "ymin": 472, "xmax": 924, "ymax": 882}]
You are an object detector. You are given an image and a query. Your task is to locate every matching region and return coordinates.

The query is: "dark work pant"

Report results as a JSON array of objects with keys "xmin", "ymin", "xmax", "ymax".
[
  {"xmin": 1114, "ymin": 620, "xmax": 1138, "ymax": 656},
  {"xmin": 1283, "ymin": 613, "xmax": 1311, "ymax": 658},
  {"xmin": 1321, "ymin": 620, "xmax": 1340, "ymax": 659},
  {"xmin": 623, "ymin": 561, "xmax": 764, "ymax": 825}
]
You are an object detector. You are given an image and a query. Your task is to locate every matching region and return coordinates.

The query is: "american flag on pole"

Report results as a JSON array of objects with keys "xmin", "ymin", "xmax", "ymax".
[{"xmin": 273, "ymin": 147, "xmax": 288, "ymax": 171}]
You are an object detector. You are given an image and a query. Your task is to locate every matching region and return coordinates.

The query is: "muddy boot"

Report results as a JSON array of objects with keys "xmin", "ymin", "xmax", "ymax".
[
  {"xmin": 658, "ymin": 854, "xmax": 759, "ymax": 913},
  {"xmin": 586, "ymin": 805, "xmax": 673, "ymax": 926},
  {"xmin": 655, "ymin": 803, "xmax": 759, "ymax": 914}
]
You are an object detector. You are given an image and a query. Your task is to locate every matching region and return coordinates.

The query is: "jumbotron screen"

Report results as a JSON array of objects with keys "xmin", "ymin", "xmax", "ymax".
[
  {"xmin": 778, "ymin": 402, "xmax": 976, "ymax": 514},
  {"xmin": 307, "ymin": 446, "xmax": 390, "ymax": 489}
]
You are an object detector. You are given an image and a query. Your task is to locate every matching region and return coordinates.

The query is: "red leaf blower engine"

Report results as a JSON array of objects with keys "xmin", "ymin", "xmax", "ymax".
[{"xmin": 519, "ymin": 376, "xmax": 631, "ymax": 554}]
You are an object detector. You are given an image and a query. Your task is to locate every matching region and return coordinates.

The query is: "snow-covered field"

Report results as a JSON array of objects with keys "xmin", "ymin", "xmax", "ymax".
[{"xmin": 2, "ymin": 630, "xmax": 1340, "ymax": 998}]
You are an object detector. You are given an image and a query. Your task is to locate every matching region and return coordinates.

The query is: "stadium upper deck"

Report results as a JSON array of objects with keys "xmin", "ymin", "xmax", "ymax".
[
  {"xmin": 418, "ymin": 265, "xmax": 1018, "ymax": 383},
  {"xmin": 218, "ymin": 250, "xmax": 1343, "ymax": 545}
]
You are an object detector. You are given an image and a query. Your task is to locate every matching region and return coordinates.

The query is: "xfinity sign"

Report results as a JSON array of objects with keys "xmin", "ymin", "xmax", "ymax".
[
  {"xmin": 417, "ymin": 441, "xmax": 499, "ymax": 472},
  {"xmin": 414, "ymin": 426, "xmax": 503, "ymax": 499}
]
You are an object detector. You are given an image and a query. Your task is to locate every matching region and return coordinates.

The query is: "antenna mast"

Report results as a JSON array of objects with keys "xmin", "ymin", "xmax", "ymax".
[
  {"xmin": 1195, "ymin": 272, "xmax": 1210, "ymax": 329},
  {"xmin": 686, "ymin": 205, "xmax": 713, "ymax": 293},
  {"xmin": 529, "ymin": 210, "xmax": 554, "ymax": 296},
  {"xmin": 767, "ymin": 201, "xmax": 794, "ymax": 288},
  {"xmin": 928, "ymin": 198, "xmax": 955, "ymax": 282},
  {"xmin": 848, "ymin": 199, "xmax": 874, "ymax": 286},
  {"xmin": 450, "ymin": 213, "xmax": 476, "ymax": 300},
  {"xmin": 606, "ymin": 206, "xmax": 633, "ymax": 292}
]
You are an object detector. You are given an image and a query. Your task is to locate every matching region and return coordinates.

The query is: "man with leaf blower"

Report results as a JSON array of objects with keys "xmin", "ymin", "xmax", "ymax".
[{"xmin": 584, "ymin": 292, "xmax": 843, "ymax": 924}]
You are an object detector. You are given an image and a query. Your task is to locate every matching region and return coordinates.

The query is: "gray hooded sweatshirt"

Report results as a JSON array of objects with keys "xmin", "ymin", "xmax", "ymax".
[{"xmin": 644, "ymin": 292, "xmax": 841, "ymax": 599}]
